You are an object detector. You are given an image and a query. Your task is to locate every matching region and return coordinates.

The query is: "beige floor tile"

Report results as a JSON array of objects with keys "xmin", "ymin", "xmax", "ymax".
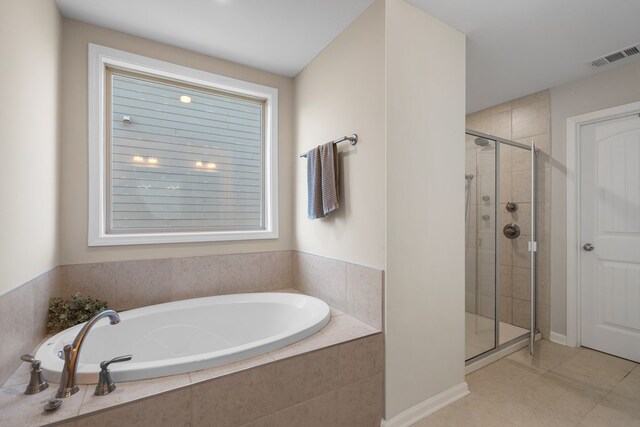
[
  {"xmin": 466, "ymin": 359, "xmax": 541, "ymax": 405},
  {"xmin": 580, "ymin": 398, "xmax": 640, "ymax": 427},
  {"xmin": 506, "ymin": 339, "xmax": 580, "ymax": 373},
  {"xmin": 517, "ymin": 371, "xmax": 604, "ymax": 418},
  {"xmin": 412, "ymin": 394, "xmax": 515, "ymax": 427},
  {"xmin": 494, "ymin": 390, "xmax": 583, "ymax": 426},
  {"xmin": 549, "ymin": 348, "xmax": 637, "ymax": 393}
]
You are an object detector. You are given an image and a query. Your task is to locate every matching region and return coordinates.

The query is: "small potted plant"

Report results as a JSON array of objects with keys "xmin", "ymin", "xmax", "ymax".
[{"xmin": 47, "ymin": 294, "xmax": 109, "ymax": 332}]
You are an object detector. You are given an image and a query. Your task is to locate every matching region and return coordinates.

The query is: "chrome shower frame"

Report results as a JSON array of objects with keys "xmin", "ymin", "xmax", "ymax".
[{"xmin": 464, "ymin": 128, "xmax": 538, "ymax": 364}]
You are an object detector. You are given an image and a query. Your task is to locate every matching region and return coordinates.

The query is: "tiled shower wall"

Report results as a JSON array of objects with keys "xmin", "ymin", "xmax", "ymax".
[
  {"xmin": 466, "ymin": 90, "xmax": 551, "ymax": 337},
  {"xmin": 0, "ymin": 251, "xmax": 383, "ymax": 385}
]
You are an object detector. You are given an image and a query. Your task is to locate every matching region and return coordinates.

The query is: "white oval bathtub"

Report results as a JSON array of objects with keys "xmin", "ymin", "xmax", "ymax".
[{"xmin": 35, "ymin": 293, "xmax": 330, "ymax": 384}]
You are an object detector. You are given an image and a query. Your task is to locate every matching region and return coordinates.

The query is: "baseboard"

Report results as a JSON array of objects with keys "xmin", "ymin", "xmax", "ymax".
[
  {"xmin": 380, "ymin": 382, "xmax": 469, "ymax": 427},
  {"xmin": 549, "ymin": 331, "xmax": 567, "ymax": 346}
]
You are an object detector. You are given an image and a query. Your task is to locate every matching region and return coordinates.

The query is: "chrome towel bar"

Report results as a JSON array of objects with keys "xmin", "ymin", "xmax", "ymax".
[{"xmin": 300, "ymin": 134, "xmax": 358, "ymax": 158}]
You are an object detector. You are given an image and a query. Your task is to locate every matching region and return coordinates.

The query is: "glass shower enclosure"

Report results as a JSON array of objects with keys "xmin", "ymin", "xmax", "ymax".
[{"xmin": 465, "ymin": 129, "xmax": 537, "ymax": 363}]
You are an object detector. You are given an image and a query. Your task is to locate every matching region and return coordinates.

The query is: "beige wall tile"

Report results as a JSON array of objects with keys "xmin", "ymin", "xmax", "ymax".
[
  {"xmin": 170, "ymin": 255, "xmax": 220, "ymax": 301},
  {"xmin": 346, "ymin": 264, "xmax": 382, "ymax": 329},
  {"xmin": 189, "ymin": 354, "xmax": 274, "ymax": 385},
  {"xmin": 260, "ymin": 251, "xmax": 292, "ymax": 290},
  {"xmin": 474, "ymin": 111, "xmax": 512, "ymax": 140},
  {"xmin": 78, "ymin": 373, "xmax": 191, "ymax": 416},
  {"xmin": 512, "ymin": 298, "xmax": 531, "ymax": 329},
  {"xmin": 293, "ymin": 252, "xmax": 347, "ymax": 312},
  {"xmin": 74, "ymin": 388, "xmax": 191, "ymax": 427},
  {"xmin": 192, "ymin": 365, "xmax": 277, "ymax": 427},
  {"xmin": 243, "ymin": 391, "xmax": 339, "ymax": 427},
  {"xmin": 511, "ymin": 170, "xmax": 532, "ymax": 203},
  {"xmin": 511, "ymin": 237, "xmax": 531, "ymax": 269},
  {"xmin": 510, "ymin": 90, "xmax": 549, "ymax": 109},
  {"xmin": 115, "ymin": 259, "xmax": 173, "ymax": 311},
  {"xmin": 499, "ymin": 237, "xmax": 512, "ymax": 266},
  {"xmin": 512, "ymin": 100, "xmax": 550, "ymax": 140},
  {"xmin": 272, "ymin": 347, "xmax": 338, "ymax": 410},
  {"xmin": 338, "ymin": 334, "xmax": 383, "ymax": 387},
  {"xmin": 32, "ymin": 267, "xmax": 64, "ymax": 339},
  {"xmin": 499, "ymin": 295, "xmax": 512, "ymax": 324},
  {"xmin": 499, "ymin": 264, "xmax": 512, "ymax": 297},
  {"xmin": 0, "ymin": 283, "xmax": 34, "ymax": 385},
  {"xmin": 0, "ymin": 383, "xmax": 89, "ymax": 426},
  {"xmin": 337, "ymin": 373, "xmax": 383, "ymax": 427},
  {"xmin": 537, "ymin": 304, "xmax": 550, "ymax": 338},
  {"xmin": 499, "ymin": 173, "xmax": 511, "ymax": 203},
  {"xmin": 219, "ymin": 253, "xmax": 262, "ymax": 295},
  {"xmin": 512, "ymin": 267, "xmax": 531, "ymax": 301},
  {"xmin": 269, "ymin": 314, "xmax": 378, "ymax": 361},
  {"xmin": 62, "ymin": 262, "xmax": 116, "ymax": 306}
]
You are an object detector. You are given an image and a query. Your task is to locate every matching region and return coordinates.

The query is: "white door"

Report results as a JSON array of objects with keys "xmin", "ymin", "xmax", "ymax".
[{"xmin": 580, "ymin": 113, "xmax": 640, "ymax": 362}]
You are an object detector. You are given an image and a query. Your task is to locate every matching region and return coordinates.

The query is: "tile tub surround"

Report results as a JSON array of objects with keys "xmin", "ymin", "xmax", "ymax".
[
  {"xmin": 0, "ymin": 311, "xmax": 382, "ymax": 427},
  {"xmin": 293, "ymin": 251, "xmax": 383, "ymax": 330},
  {"xmin": 0, "ymin": 250, "xmax": 384, "ymax": 388},
  {"xmin": 0, "ymin": 268, "xmax": 62, "ymax": 386}
]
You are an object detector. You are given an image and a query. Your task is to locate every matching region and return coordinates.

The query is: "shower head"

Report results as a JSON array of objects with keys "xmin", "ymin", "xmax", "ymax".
[
  {"xmin": 465, "ymin": 174, "xmax": 474, "ymax": 181},
  {"xmin": 474, "ymin": 137, "xmax": 490, "ymax": 147}
]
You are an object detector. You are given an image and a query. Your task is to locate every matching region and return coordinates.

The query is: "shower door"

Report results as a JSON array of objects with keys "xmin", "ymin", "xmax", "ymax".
[{"xmin": 465, "ymin": 133, "xmax": 498, "ymax": 360}]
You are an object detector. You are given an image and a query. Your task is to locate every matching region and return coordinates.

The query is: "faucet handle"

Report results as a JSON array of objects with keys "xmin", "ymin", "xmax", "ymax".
[
  {"xmin": 100, "ymin": 354, "xmax": 132, "ymax": 370},
  {"xmin": 20, "ymin": 354, "xmax": 48, "ymax": 394},
  {"xmin": 95, "ymin": 354, "xmax": 132, "ymax": 396}
]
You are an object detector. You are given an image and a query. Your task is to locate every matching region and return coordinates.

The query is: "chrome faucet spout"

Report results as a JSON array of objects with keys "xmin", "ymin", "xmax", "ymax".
[{"xmin": 56, "ymin": 309, "xmax": 121, "ymax": 398}]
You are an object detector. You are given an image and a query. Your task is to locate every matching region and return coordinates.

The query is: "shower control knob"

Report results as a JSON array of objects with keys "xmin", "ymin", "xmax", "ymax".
[
  {"xmin": 583, "ymin": 243, "xmax": 595, "ymax": 251},
  {"xmin": 503, "ymin": 224, "xmax": 520, "ymax": 239}
]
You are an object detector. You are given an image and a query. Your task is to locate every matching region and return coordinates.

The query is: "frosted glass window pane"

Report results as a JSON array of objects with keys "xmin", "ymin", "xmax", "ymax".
[{"xmin": 108, "ymin": 72, "xmax": 264, "ymax": 233}]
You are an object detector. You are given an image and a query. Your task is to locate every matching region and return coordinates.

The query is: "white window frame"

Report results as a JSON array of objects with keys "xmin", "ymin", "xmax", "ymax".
[{"xmin": 88, "ymin": 44, "xmax": 278, "ymax": 246}]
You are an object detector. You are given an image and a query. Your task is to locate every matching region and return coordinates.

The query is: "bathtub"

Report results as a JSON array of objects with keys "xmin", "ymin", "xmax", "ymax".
[{"xmin": 35, "ymin": 293, "xmax": 331, "ymax": 384}]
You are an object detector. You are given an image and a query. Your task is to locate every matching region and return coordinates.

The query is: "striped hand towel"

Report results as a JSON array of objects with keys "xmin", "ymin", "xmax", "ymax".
[
  {"xmin": 307, "ymin": 147, "xmax": 324, "ymax": 220},
  {"xmin": 319, "ymin": 142, "xmax": 339, "ymax": 215},
  {"xmin": 306, "ymin": 142, "xmax": 340, "ymax": 220}
]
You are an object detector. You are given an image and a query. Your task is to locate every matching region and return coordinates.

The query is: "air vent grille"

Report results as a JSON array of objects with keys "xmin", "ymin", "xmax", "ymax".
[{"xmin": 590, "ymin": 43, "xmax": 640, "ymax": 68}]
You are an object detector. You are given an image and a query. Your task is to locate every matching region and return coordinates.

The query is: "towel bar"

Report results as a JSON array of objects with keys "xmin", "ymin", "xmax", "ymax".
[{"xmin": 299, "ymin": 134, "xmax": 358, "ymax": 158}]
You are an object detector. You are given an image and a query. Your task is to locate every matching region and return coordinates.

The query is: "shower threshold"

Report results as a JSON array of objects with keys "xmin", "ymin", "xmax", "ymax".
[{"xmin": 465, "ymin": 311, "xmax": 541, "ymax": 374}]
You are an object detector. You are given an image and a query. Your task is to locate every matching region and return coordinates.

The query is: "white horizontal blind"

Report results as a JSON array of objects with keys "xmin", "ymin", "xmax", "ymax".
[{"xmin": 108, "ymin": 71, "xmax": 264, "ymax": 233}]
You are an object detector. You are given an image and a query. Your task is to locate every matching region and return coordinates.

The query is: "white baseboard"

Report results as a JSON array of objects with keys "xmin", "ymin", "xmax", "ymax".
[
  {"xmin": 549, "ymin": 331, "xmax": 567, "ymax": 346},
  {"xmin": 380, "ymin": 382, "xmax": 469, "ymax": 427}
]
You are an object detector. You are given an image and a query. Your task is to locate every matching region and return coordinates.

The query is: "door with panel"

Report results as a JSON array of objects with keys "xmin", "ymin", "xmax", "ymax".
[{"xmin": 580, "ymin": 114, "xmax": 640, "ymax": 362}]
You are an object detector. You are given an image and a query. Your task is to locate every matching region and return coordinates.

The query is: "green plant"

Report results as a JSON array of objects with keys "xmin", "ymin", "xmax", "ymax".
[{"xmin": 47, "ymin": 294, "xmax": 109, "ymax": 332}]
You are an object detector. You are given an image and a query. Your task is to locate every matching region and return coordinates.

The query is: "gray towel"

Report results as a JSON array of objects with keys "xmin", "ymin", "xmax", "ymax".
[
  {"xmin": 306, "ymin": 142, "xmax": 339, "ymax": 220},
  {"xmin": 320, "ymin": 142, "xmax": 339, "ymax": 215},
  {"xmin": 307, "ymin": 147, "xmax": 324, "ymax": 220}
]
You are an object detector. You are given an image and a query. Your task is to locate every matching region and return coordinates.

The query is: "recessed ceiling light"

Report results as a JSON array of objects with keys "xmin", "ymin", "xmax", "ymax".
[
  {"xmin": 132, "ymin": 156, "xmax": 144, "ymax": 163},
  {"xmin": 148, "ymin": 157, "xmax": 159, "ymax": 164},
  {"xmin": 206, "ymin": 163, "xmax": 217, "ymax": 169},
  {"xmin": 179, "ymin": 95, "xmax": 192, "ymax": 103}
]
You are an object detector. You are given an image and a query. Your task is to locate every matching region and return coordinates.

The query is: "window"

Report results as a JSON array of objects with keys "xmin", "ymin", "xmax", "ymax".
[{"xmin": 88, "ymin": 44, "xmax": 278, "ymax": 246}]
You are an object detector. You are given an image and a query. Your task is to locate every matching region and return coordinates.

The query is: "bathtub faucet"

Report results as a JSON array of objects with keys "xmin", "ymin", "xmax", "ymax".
[{"xmin": 56, "ymin": 309, "xmax": 121, "ymax": 398}]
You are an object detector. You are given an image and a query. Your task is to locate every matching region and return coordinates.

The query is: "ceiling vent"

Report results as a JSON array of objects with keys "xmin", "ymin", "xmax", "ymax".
[{"xmin": 590, "ymin": 43, "xmax": 640, "ymax": 68}]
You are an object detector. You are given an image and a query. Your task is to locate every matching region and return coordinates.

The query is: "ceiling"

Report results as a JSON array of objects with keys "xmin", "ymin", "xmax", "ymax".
[{"xmin": 56, "ymin": 0, "xmax": 640, "ymax": 113}]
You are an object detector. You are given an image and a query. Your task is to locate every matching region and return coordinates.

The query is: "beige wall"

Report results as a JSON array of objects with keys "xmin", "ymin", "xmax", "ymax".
[
  {"xmin": 549, "ymin": 59, "xmax": 640, "ymax": 337},
  {"xmin": 385, "ymin": 0, "xmax": 466, "ymax": 419},
  {"xmin": 466, "ymin": 90, "xmax": 552, "ymax": 339},
  {"xmin": 293, "ymin": 0, "xmax": 386, "ymax": 269},
  {"xmin": 59, "ymin": 19, "xmax": 294, "ymax": 265},
  {"xmin": 0, "ymin": 0, "xmax": 61, "ymax": 294}
]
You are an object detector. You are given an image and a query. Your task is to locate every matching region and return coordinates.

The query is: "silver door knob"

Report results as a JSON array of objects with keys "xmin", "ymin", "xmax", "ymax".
[{"xmin": 583, "ymin": 243, "xmax": 594, "ymax": 251}]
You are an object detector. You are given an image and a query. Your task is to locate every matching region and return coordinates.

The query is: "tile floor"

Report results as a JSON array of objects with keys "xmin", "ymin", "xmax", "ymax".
[
  {"xmin": 415, "ymin": 340, "xmax": 640, "ymax": 427},
  {"xmin": 466, "ymin": 312, "xmax": 529, "ymax": 360}
]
